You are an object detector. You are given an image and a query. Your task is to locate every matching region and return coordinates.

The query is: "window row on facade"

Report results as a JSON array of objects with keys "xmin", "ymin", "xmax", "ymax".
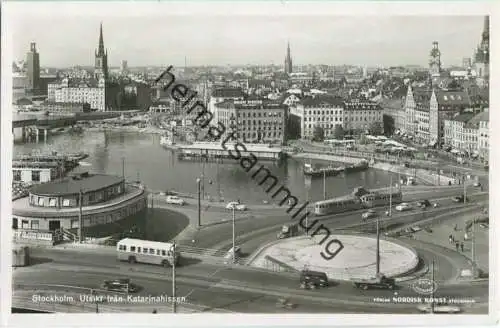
[{"xmin": 29, "ymin": 183, "xmax": 125, "ymax": 208}]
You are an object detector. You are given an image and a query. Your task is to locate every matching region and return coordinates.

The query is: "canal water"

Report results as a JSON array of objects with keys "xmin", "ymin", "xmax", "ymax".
[{"xmin": 14, "ymin": 131, "xmax": 399, "ymax": 203}]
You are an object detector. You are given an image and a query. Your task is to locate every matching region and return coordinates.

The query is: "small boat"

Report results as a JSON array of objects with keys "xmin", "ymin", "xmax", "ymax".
[
  {"xmin": 344, "ymin": 159, "xmax": 370, "ymax": 173},
  {"xmin": 160, "ymin": 135, "xmax": 179, "ymax": 150},
  {"xmin": 78, "ymin": 161, "xmax": 92, "ymax": 167},
  {"xmin": 304, "ymin": 163, "xmax": 344, "ymax": 177}
]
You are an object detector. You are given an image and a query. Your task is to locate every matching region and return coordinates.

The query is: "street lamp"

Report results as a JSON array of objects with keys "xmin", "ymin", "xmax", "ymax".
[
  {"xmin": 232, "ymin": 207, "xmax": 236, "ymax": 264},
  {"xmin": 171, "ymin": 241, "xmax": 177, "ymax": 313},
  {"xmin": 196, "ymin": 178, "xmax": 201, "ymax": 228}
]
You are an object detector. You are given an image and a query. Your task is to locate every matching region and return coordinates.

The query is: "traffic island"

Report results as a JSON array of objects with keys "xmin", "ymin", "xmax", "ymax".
[{"xmin": 247, "ymin": 235, "xmax": 419, "ymax": 281}]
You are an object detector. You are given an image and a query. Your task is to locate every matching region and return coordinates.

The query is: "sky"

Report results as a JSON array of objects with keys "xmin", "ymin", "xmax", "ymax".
[{"xmin": 9, "ymin": 14, "xmax": 486, "ymax": 68}]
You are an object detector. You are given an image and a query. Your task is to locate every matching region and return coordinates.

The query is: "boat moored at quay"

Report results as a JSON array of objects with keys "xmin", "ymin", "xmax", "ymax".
[
  {"xmin": 175, "ymin": 142, "xmax": 285, "ymax": 162},
  {"xmin": 304, "ymin": 159, "xmax": 369, "ymax": 177}
]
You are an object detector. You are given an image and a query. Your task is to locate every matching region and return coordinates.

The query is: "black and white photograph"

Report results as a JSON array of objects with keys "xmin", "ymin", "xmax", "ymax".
[{"xmin": 1, "ymin": 2, "xmax": 496, "ymax": 327}]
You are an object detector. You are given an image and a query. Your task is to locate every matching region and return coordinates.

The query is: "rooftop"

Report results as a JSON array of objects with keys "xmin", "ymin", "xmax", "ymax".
[
  {"xmin": 179, "ymin": 142, "xmax": 282, "ymax": 153},
  {"xmin": 468, "ymin": 111, "xmax": 489, "ymax": 124},
  {"xmin": 30, "ymin": 173, "xmax": 124, "ymax": 196},
  {"xmin": 300, "ymin": 96, "xmax": 344, "ymax": 107},
  {"xmin": 215, "ymin": 99, "xmax": 283, "ymax": 110},
  {"xmin": 451, "ymin": 113, "xmax": 475, "ymax": 123},
  {"xmin": 434, "ymin": 90, "xmax": 470, "ymax": 106},
  {"xmin": 212, "ymin": 88, "xmax": 246, "ymax": 98}
]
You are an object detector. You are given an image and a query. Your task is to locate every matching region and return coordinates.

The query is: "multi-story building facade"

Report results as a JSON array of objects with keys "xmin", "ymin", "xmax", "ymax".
[
  {"xmin": 214, "ymin": 99, "xmax": 287, "ymax": 144},
  {"xmin": 478, "ymin": 111, "xmax": 489, "ymax": 160},
  {"xmin": 37, "ymin": 101, "xmax": 91, "ymax": 113},
  {"xmin": 443, "ymin": 111, "xmax": 489, "ymax": 157},
  {"xmin": 49, "ymin": 77, "xmax": 106, "ymax": 111},
  {"xmin": 293, "ymin": 96, "xmax": 344, "ymax": 139},
  {"xmin": 343, "ymin": 100, "xmax": 383, "ymax": 134},
  {"xmin": 380, "ymin": 98, "xmax": 406, "ymax": 133},
  {"xmin": 429, "ymin": 90, "xmax": 470, "ymax": 146},
  {"xmin": 208, "ymin": 87, "xmax": 246, "ymax": 121}
]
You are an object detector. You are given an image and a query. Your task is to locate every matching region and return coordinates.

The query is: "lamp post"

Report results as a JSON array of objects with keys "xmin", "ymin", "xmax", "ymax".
[
  {"xmin": 171, "ymin": 241, "xmax": 177, "ymax": 313},
  {"xmin": 376, "ymin": 217, "xmax": 380, "ymax": 277},
  {"xmin": 322, "ymin": 170, "xmax": 327, "ymax": 200},
  {"xmin": 196, "ymin": 178, "xmax": 201, "ymax": 228},
  {"xmin": 78, "ymin": 189, "xmax": 84, "ymax": 243},
  {"xmin": 232, "ymin": 207, "xmax": 236, "ymax": 264}
]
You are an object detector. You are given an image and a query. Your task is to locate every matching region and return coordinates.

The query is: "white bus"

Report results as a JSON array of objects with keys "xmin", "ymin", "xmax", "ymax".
[{"xmin": 116, "ymin": 238, "xmax": 180, "ymax": 267}]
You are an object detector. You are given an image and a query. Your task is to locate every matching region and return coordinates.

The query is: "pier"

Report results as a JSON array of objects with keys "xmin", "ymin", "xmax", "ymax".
[{"xmin": 176, "ymin": 142, "xmax": 284, "ymax": 162}]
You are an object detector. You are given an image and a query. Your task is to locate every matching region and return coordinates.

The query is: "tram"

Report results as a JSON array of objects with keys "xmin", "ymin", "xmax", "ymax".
[{"xmin": 313, "ymin": 190, "xmax": 403, "ymax": 216}]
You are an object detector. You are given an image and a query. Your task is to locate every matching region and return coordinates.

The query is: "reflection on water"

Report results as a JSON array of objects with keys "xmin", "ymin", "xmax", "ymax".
[{"xmin": 14, "ymin": 131, "xmax": 399, "ymax": 202}]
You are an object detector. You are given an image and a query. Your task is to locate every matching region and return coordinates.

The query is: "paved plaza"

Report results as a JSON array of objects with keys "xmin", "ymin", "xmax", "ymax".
[{"xmin": 249, "ymin": 235, "xmax": 419, "ymax": 281}]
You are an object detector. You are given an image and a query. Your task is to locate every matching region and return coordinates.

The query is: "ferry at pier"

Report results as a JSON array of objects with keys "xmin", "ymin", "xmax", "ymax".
[
  {"xmin": 303, "ymin": 163, "xmax": 344, "ymax": 177},
  {"xmin": 303, "ymin": 159, "xmax": 369, "ymax": 177}
]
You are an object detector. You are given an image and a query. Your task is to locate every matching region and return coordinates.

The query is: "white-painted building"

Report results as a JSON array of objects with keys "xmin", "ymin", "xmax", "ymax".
[
  {"xmin": 48, "ymin": 77, "xmax": 106, "ymax": 111},
  {"xmin": 294, "ymin": 96, "xmax": 344, "ymax": 139}
]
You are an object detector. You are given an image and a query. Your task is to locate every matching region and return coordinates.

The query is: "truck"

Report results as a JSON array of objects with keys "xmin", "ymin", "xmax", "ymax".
[
  {"xmin": 352, "ymin": 275, "xmax": 396, "ymax": 290},
  {"xmin": 277, "ymin": 223, "xmax": 299, "ymax": 239}
]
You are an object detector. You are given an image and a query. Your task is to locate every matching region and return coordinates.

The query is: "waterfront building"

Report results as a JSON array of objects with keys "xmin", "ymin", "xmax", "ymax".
[
  {"xmin": 478, "ymin": 110, "xmax": 489, "ymax": 160},
  {"xmin": 443, "ymin": 111, "xmax": 488, "ymax": 156},
  {"xmin": 343, "ymin": 99, "xmax": 383, "ymax": 135},
  {"xmin": 214, "ymin": 99, "xmax": 287, "ymax": 144},
  {"xmin": 293, "ymin": 95, "xmax": 344, "ymax": 139},
  {"xmin": 209, "ymin": 87, "xmax": 246, "ymax": 121},
  {"xmin": 26, "ymin": 42, "xmax": 40, "ymax": 92},
  {"xmin": 429, "ymin": 89, "xmax": 470, "ymax": 146},
  {"xmin": 380, "ymin": 98, "xmax": 406, "ymax": 134},
  {"xmin": 48, "ymin": 77, "xmax": 106, "ymax": 111},
  {"xmin": 12, "ymin": 171, "xmax": 147, "ymax": 242},
  {"xmin": 36, "ymin": 101, "xmax": 91, "ymax": 113}
]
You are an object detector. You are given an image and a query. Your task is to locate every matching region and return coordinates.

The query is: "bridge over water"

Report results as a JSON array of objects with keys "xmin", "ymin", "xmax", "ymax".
[{"xmin": 12, "ymin": 112, "xmax": 121, "ymax": 141}]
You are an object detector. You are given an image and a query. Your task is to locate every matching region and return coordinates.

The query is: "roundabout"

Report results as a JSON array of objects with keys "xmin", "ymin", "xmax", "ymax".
[{"xmin": 249, "ymin": 235, "xmax": 419, "ymax": 281}]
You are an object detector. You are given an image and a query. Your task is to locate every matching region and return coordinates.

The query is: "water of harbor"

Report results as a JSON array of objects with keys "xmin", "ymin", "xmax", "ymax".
[{"xmin": 14, "ymin": 131, "xmax": 400, "ymax": 203}]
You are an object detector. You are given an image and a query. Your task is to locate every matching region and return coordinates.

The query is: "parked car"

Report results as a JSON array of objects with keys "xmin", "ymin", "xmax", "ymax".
[
  {"xmin": 352, "ymin": 275, "xmax": 396, "ymax": 290},
  {"xmin": 362, "ymin": 210, "xmax": 377, "ymax": 220},
  {"xmin": 166, "ymin": 195, "xmax": 185, "ymax": 205},
  {"xmin": 473, "ymin": 181, "xmax": 482, "ymax": 187},
  {"xmin": 226, "ymin": 202, "xmax": 247, "ymax": 211},
  {"xmin": 101, "ymin": 279, "xmax": 139, "ymax": 293},
  {"xmin": 395, "ymin": 203, "xmax": 412, "ymax": 212},
  {"xmin": 300, "ymin": 270, "xmax": 329, "ymax": 290},
  {"xmin": 452, "ymin": 195, "xmax": 468, "ymax": 203}
]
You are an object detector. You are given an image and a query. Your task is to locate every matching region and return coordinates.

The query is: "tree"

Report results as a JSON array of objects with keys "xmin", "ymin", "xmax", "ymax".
[
  {"xmin": 333, "ymin": 124, "xmax": 345, "ymax": 140},
  {"xmin": 369, "ymin": 122, "xmax": 383, "ymax": 136},
  {"xmin": 382, "ymin": 114, "xmax": 395, "ymax": 136},
  {"xmin": 312, "ymin": 125, "xmax": 325, "ymax": 142}
]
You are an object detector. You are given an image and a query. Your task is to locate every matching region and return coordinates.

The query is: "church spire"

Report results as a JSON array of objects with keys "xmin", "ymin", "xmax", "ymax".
[
  {"xmin": 98, "ymin": 22, "xmax": 105, "ymax": 56},
  {"xmin": 284, "ymin": 41, "xmax": 292, "ymax": 75}
]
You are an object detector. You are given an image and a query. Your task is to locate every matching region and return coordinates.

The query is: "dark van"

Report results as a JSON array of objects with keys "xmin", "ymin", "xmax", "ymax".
[{"xmin": 300, "ymin": 270, "xmax": 329, "ymax": 289}]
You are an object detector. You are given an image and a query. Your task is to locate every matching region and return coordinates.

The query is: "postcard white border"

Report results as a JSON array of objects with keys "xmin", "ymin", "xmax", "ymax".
[{"xmin": 1, "ymin": 1, "xmax": 498, "ymax": 327}]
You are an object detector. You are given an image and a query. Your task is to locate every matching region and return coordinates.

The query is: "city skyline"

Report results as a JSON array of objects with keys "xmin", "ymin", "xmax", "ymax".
[{"xmin": 10, "ymin": 15, "xmax": 486, "ymax": 68}]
